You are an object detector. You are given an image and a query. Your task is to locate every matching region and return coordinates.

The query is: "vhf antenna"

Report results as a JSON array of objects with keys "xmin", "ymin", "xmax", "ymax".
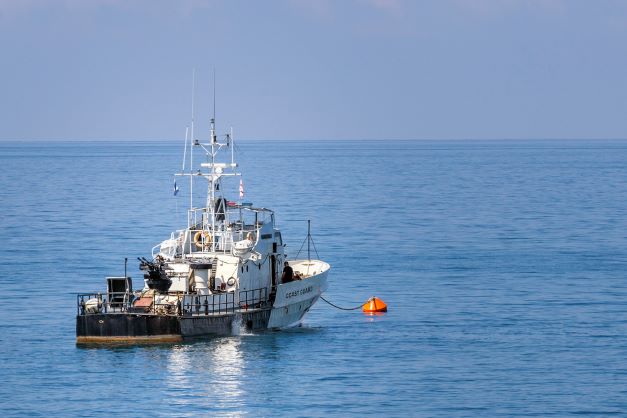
[{"xmin": 212, "ymin": 68, "xmax": 216, "ymax": 144}]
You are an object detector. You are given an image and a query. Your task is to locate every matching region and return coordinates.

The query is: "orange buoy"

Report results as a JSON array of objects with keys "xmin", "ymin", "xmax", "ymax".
[{"xmin": 362, "ymin": 297, "xmax": 387, "ymax": 314}]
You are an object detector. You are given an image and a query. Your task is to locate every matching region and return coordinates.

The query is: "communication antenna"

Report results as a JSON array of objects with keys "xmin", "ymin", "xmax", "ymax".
[
  {"xmin": 230, "ymin": 126, "xmax": 234, "ymax": 166},
  {"xmin": 213, "ymin": 69, "xmax": 216, "ymax": 123},
  {"xmin": 182, "ymin": 126, "xmax": 188, "ymax": 171},
  {"xmin": 212, "ymin": 68, "xmax": 217, "ymax": 143}
]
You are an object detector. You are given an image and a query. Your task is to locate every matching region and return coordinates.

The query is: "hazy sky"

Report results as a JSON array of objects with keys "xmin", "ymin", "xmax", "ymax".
[{"xmin": 2, "ymin": 0, "xmax": 627, "ymax": 140}]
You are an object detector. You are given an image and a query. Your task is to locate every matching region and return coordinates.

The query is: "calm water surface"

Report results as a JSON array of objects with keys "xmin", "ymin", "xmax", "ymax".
[{"xmin": 1, "ymin": 140, "xmax": 626, "ymax": 416}]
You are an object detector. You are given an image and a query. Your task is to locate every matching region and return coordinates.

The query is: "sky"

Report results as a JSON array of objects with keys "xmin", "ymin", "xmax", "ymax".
[{"xmin": 2, "ymin": 0, "xmax": 627, "ymax": 140}]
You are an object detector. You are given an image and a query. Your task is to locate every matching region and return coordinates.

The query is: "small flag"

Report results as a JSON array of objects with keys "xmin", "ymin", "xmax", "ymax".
[
  {"xmin": 239, "ymin": 178, "xmax": 244, "ymax": 199},
  {"xmin": 173, "ymin": 180, "xmax": 179, "ymax": 196}
]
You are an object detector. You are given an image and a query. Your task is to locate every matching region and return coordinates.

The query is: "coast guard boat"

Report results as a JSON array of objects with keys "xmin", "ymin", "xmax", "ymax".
[{"xmin": 76, "ymin": 116, "xmax": 330, "ymax": 343}]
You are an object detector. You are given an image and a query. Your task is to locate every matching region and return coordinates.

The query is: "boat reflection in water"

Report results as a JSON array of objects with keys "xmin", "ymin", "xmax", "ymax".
[{"xmin": 165, "ymin": 338, "xmax": 246, "ymax": 409}]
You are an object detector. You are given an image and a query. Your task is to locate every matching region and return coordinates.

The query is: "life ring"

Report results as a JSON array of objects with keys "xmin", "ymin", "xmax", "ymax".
[{"xmin": 193, "ymin": 231, "xmax": 212, "ymax": 249}]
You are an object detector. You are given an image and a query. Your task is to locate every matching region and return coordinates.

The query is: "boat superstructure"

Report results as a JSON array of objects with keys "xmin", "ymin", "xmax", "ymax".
[{"xmin": 76, "ymin": 112, "xmax": 329, "ymax": 343}]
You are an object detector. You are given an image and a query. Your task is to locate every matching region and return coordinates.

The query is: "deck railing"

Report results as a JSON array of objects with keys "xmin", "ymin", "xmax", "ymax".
[
  {"xmin": 76, "ymin": 292, "xmax": 134, "ymax": 315},
  {"xmin": 77, "ymin": 287, "xmax": 270, "ymax": 317},
  {"xmin": 182, "ymin": 293, "xmax": 236, "ymax": 315},
  {"xmin": 239, "ymin": 288, "xmax": 268, "ymax": 310}
]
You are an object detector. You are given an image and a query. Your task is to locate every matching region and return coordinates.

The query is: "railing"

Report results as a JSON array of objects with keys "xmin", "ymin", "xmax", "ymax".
[
  {"xmin": 76, "ymin": 292, "xmax": 133, "ymax": 315},
  {"xmin": 77, "ymin": 287, "xmax": 270, "ymax": 317},
  {"xmin": 187, "ymin": 227, "xmax": 259, "ymax": 255},
  {"xmin": 77, "ymin": 293, "xmax": 102, "ymax": 315},
  {"xmin": 151, "ymin": 229, "xmax": 271, "ymax": 259},
  {"xmin": 182, "ymin": 293, "xmax": 236, "ymax": 315},
  {"xmin": 239, "ymin": 288, "xmax": 268, "ymax": 310}
]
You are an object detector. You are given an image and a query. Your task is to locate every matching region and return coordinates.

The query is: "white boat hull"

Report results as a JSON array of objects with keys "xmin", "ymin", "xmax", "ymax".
[{"xmin": 268, "ymin": 263, "xmax": 329, "ymax": 329}]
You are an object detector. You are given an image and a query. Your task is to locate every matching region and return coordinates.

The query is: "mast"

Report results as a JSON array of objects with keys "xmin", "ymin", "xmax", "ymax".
[
  {"xmin": 173, "ymin": 70, "xmax": 242, "ymax": 256},
  {"xmin": 190, "ymin": 69, "xmax": 195, "ymax": 230},
  {"xmin": 189, "ymin": 69, "xmax": 196, "ymax": 255},
  {"xmin": 209, "ymin": 71, "xmax": 217, "ymax": 250}
]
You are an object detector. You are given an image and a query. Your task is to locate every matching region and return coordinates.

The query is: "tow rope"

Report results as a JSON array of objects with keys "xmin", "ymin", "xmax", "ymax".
[{"xmin": 320, "ymin": 295, "xmax": 388, "ymax": 313}]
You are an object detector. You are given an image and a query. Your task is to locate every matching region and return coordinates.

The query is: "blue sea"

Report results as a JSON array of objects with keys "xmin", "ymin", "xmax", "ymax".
[{"xmin": 1, "ymin": 139, "xmax": 627, "ymax": 417}]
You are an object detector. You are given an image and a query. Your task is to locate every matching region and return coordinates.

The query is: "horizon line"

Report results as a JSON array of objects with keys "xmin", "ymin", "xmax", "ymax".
[{"xmin": 2, "ymin": 137, "xmax": 627, "ymax": 143}]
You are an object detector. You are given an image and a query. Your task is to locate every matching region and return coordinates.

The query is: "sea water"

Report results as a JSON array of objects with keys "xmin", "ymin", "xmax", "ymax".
[{"xmin": 0, "ymin": 139, "xmax": 626, "ymax": 416}]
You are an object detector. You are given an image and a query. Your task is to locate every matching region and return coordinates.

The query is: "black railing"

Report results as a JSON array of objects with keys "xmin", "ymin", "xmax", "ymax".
[
  {"xmin": 182, "ymin": 293, "xmax": 236, "ymax": 316},
  {"xmin": 76, "ymin": 292, "xmax": 133, "ymax": 315},
  {"xmin": 77, "ymin": 287, "xmax": 270, "ymax": 316},
  {"xmin": 238, "ymin": 288, "xmax": 268, "ymax": 310},
  {"xmin": 77, "ymin": 293, "xmax": 102, "ymax": 315}
]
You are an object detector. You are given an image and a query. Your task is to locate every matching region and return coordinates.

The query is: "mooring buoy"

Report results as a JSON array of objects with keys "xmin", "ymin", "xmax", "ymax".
[{"xmin": 362, "ymin": 296, "xmax": 387, "ymax": 314}]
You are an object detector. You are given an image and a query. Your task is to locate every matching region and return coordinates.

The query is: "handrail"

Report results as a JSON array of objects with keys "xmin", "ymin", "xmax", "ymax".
[
  {"xmin": 150, "ymin": 220, "xmax": 268, "ymax": 257},
  {"xmin": 76, "ymin": 293, "xmax": 102, "ymax": 315},
  {"xmin": 238, "ymin": 288, "xmax": 268, "ymax": 310},
  {"xmin": 182, "ymin": 293, "xmax": 236, "ymax": 316},
  {"xmin": 77, "ymin": 287, "xmax": 270, "ymax": 316}
]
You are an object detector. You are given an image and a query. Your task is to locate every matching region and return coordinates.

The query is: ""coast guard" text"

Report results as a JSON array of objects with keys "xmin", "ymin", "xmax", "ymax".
[{"xmin": 285, "ymin": 286, "xmax": 313, "ymax": 299}]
